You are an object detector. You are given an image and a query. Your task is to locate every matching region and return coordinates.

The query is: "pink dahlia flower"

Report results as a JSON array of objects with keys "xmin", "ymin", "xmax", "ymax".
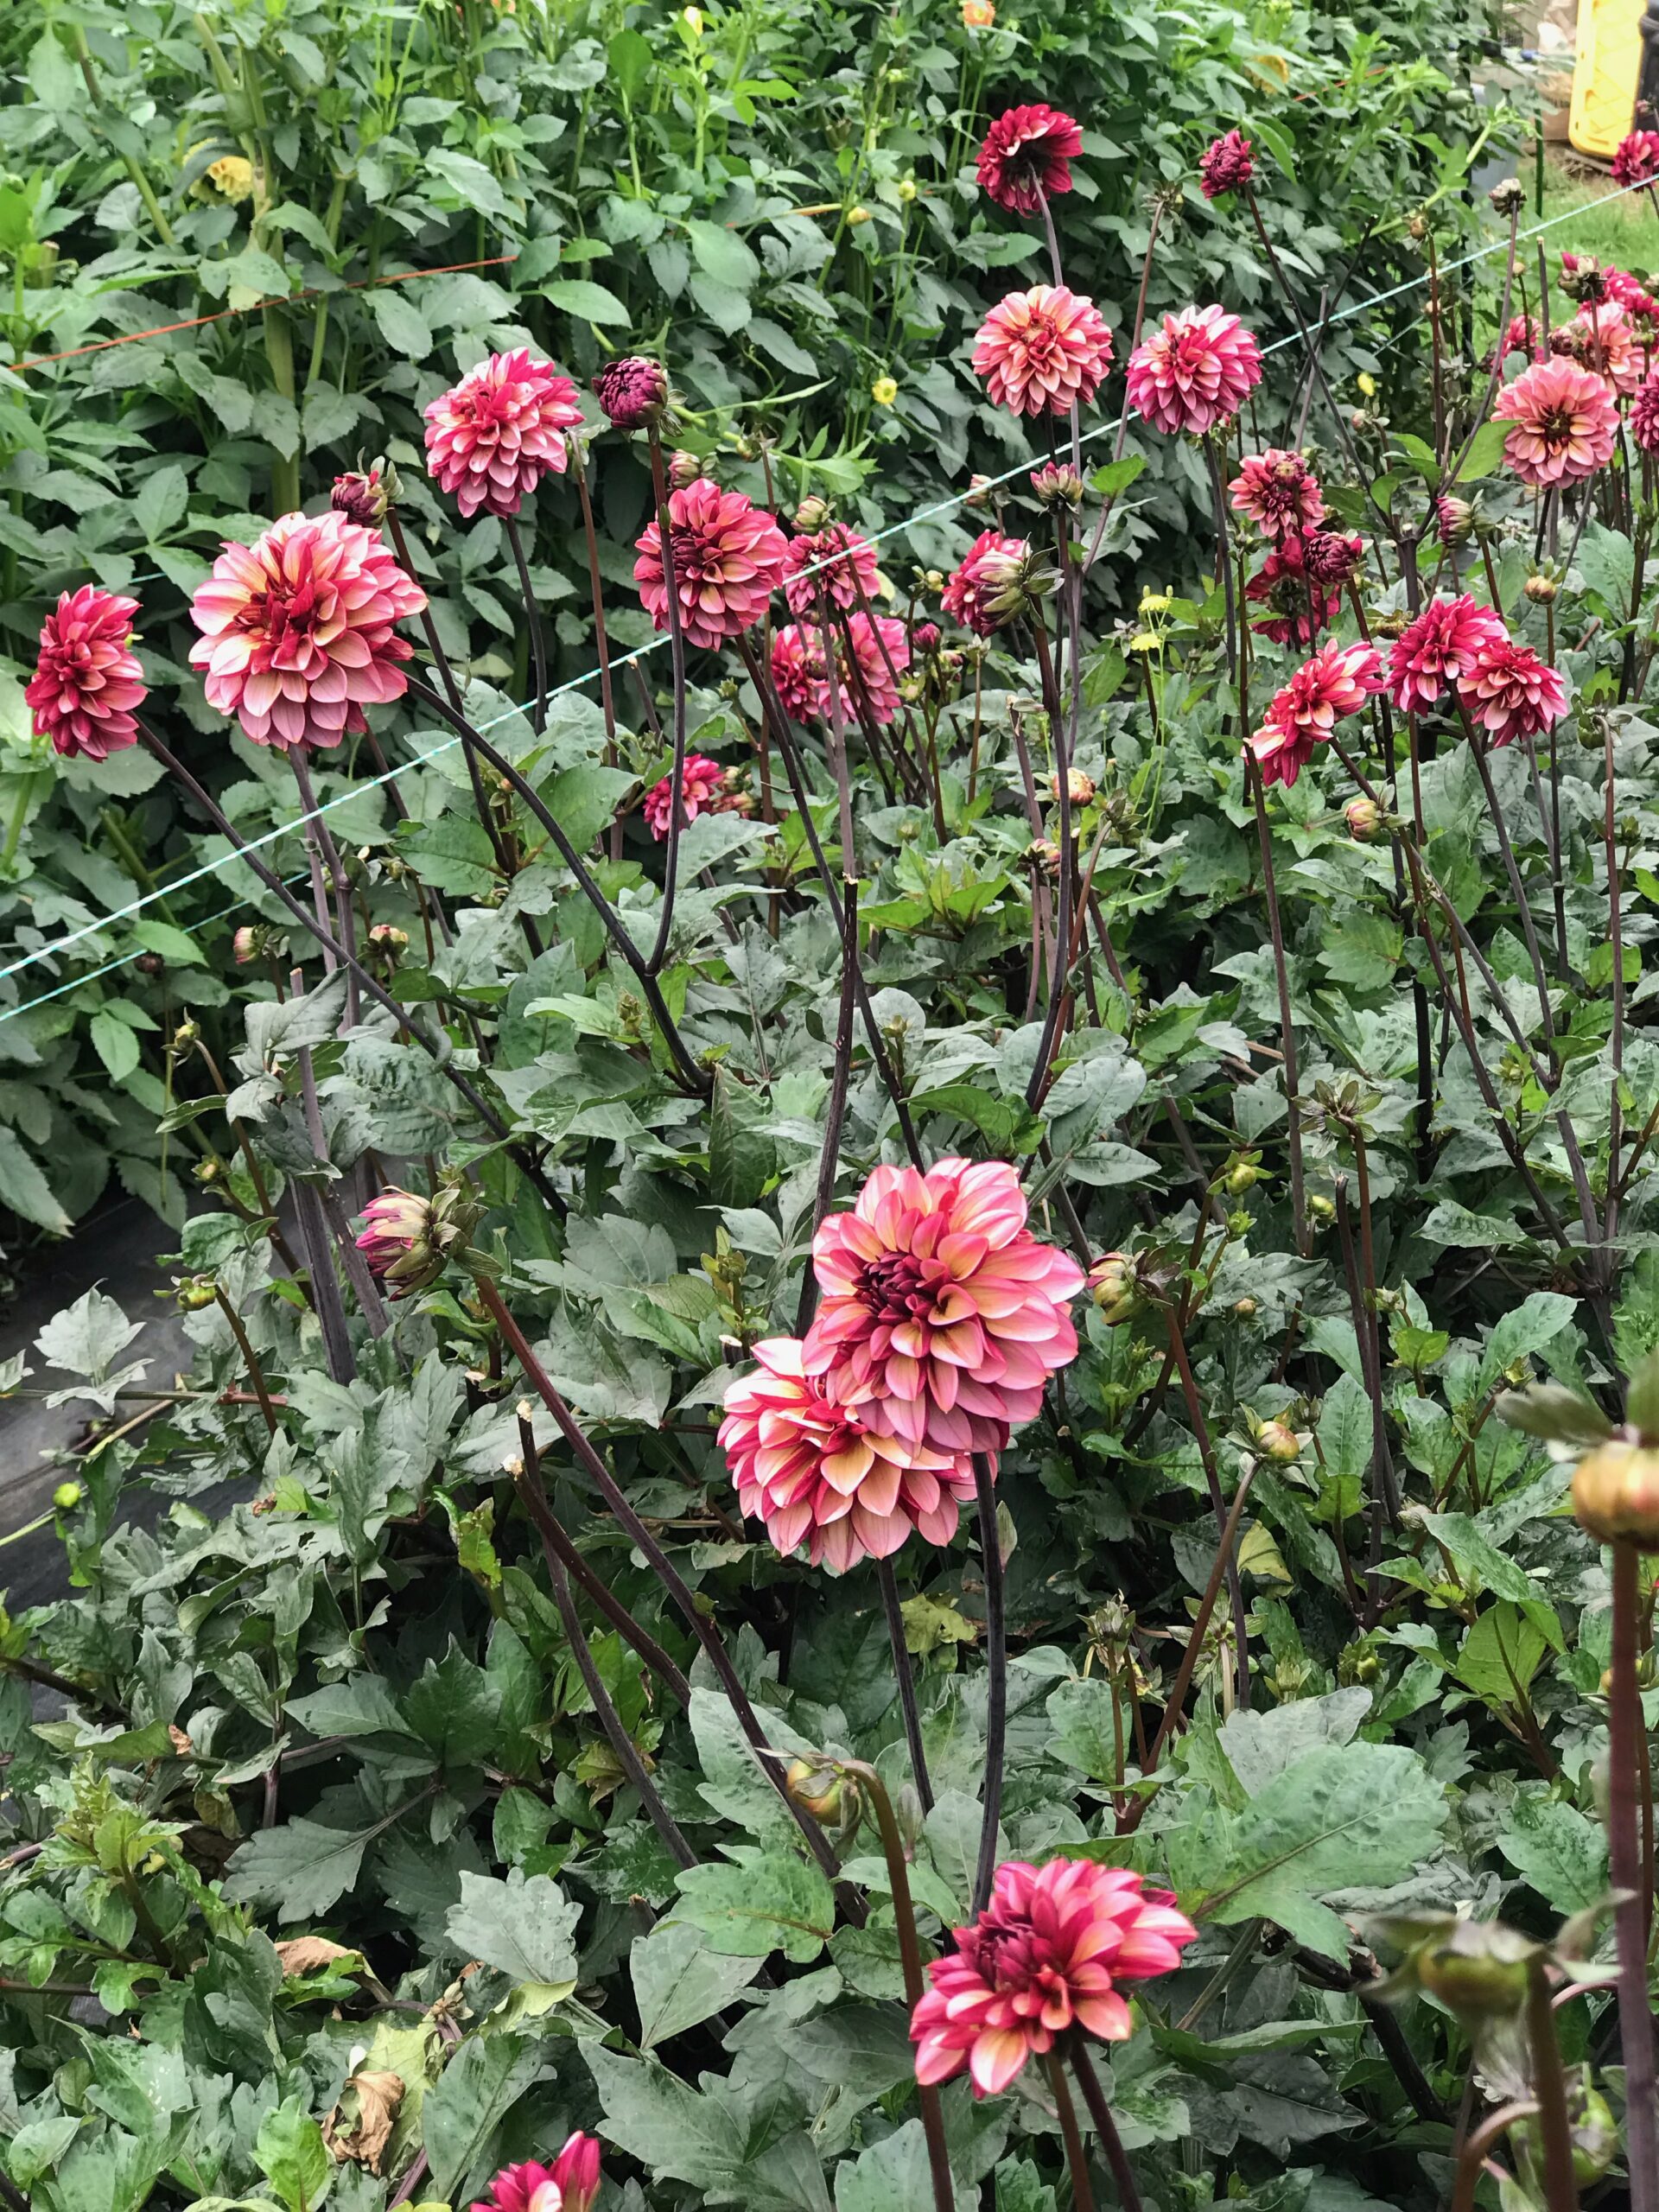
[
  {"xmin": 1301, "ymin": 528, "xmax": 1364, "ymax": 587},
  {"xmin": 976, "ymin": 105, "xmax": 1083, "ymax": 216},
  {"xmin": 1229, "ymin": 448, "xmax": 1324, "ymax": 538},
  {"xmin": 423, "ymin": 349, "xmax": 583, "ymax": 519},
  {"xmin": 1386, "ymin": 594, "xmax": 1508, "ymax": 715},
  {"xmin": 1633, "ymin": 377, "xmax": 1659, "ymax": 454},
  {"xmin": 772, "ymin": 615, "xmax": 912, "ymax": 728},
  {"xmin": 719, "ymin": 1338, "xmax": 976, "ymax": 1572},
  {"xmin": 1491, "ymin": 356, "xmax": 1618, "ymax": 487},
  {"xmin": 1249, "ymin": 638, "xmax": 1385, "ymax": 791},
  {"xmin": 1127, "ymin": 304, "xmax": 1262, "ymax": 435},
  {"xmin": 470, "ymin": 2135, "xmax": 601, "ymax": 2212},
  {"xmin": 188, "ymin": 512, "xmax": 427, "ymax": 753},
  {"xmin": 634, "ymin": 479, "xmax": 788, "ymax": 652},
  {"xmin": 27, "ymin": 587, "xmax": 147, "ymax": 761},
  {"xmin": 971, "ymin": 285, "xmax": 1114, "ymax": 416},
  {"xmin": 1198, "ymin": 129, "xmax": 1254, "ymax": 200},
  {"xmin": 1455, "ymin": 637, "xmax": 1567, "ymax": 749},
  {"xmin": 772, "ymin": 623, "xmax": 830, "ymax": 721},
  {"xmin": 910, "ymin": 1859, "xmax": 1198, "ymax": 2097},
  {"xmin": 1613, "ymin": 130, "xmax": 1659, "ymax": 188},
  {"xmin": 1558, "ymin": 301, "xmax": 1644, "ymax": 394},
  {"xmin": 1567, "ymin": 254, "xmax": 1659, "ymax": 319},
  {"xmin": 354, "ymin": 1188, "xmax": 435, "ymax": 1296},
  {"xmin": 1244, "ymin": 535, "xmax": 1335, "ymax": 648},
  {"xmin": 803, "ymin": 1158, "xmax": 1084, "ymax": 1458},
  {"xmin": 1497, "ymin": 311, "xmax": 1542, "ymax": 366},
  {"xmin": 644, "ymin": 753, "xmax": 723, "ymax": 840},
  {"xmin": 592, "ymin": 355, "xmax": 667, "ymax": 428},
  {"xmin": 783, "ymin": 523, "xmax": 880, "ymax": 617},
  {"xmin": 941, "ymin": 530, "xmax": 1029, "ymax": 636}
]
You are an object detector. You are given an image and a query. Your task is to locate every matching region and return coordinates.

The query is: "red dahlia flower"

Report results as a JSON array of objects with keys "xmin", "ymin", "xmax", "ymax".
[
  {"xmin": 643, "ymin": 753, "xmax": 724, "ymax": 840},
  {"xmin": 470, "ymin": 2134, "xmax": 602, "ymax": 2212},
  {"xmin": 1127, "ymin": 304, "xmax": 1262, "ymax": 435},
  {"xmin": 1300, "ymin": 529, "xmax": 1365, "ymax": 587},
  {"xmin": 976, "ymin": 105, "xmax": 1083, "ymax": 216},
  {"xmin": 1244, "ymin": 534, "xmax": 1336, "ymax": 648},
  {"xmin": 1455, "ymin": 637, "xmax": 1567, "ymax": 749},
  {"xmin": 804, "ymin": 1157, "xmax": 1084, "ymax": 1458},
  {"xmin": 910, "ymin": 1858, "xmax": 1198, "ymax": 2097},
  {"xmin": 1386, "ymin": 594, "xmax": 1508, "ymax": 715},
  {"xmin": 719, "ymin": 1338, "xmax": 976, "ymax": 1572},
  {"xmin": 1612, "ymin": 130, "xmax": 1659, "ymax": 188},
  {"xmin": 1229, "ymin": 448, "xmax": 1325, "ymax": 537},
  {"xmin": 783, "ymin": 523, "xmax": 880, "ymax": 617},
  {"xmin": 1491, "ymin": 355, "xmax": 1618, "ymax": 487},
  {"xmin": 941, "ymin": 530, "xmax": 1030, "ymax": 635},
  {"xmin": 634, "ymin": 479, "xmax": 788, "ymax": 651},
  {"xmin": 971, "ymin": 285, "xmax": 1114, "ymax": 416},
  {"xmin": 188, "ymin": 512, "xmax": 427, "ymax": 752},
  {"xmin": 423, "ymin": 349, "xmax": 584, "ymax": 519},
  {"xmin": 1249, "ymin": 638, "xmax": 1385, "ymax": 790},
  {"xmin": 1198, "ymin": 129, "xmax": 1254, "ymax": 200},
  {"xmin": 27, "ymin": 587, "xmax": 147, "ymax": 760}
]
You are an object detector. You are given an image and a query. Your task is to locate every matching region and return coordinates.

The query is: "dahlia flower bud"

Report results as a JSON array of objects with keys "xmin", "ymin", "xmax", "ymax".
[
  {"xmin": 792, "ymin": 493, "xmax": 832, "ymax": 533},
  {"xmin": 1027, "ymin": 836, "xmax": 1061, "ymax": 875},
  {"xmin": 1089, "ymin": 1251, "xmax": 1140, "ymax": 1325},
  {"xmin": 667, "ymin": 448, "xmax": 702, "ymax": 490},
  {"xmin": 1030, "ymin": 459, "xmax": 1084, "ymax": 506},
  {"xmin": 369, "ymin": 924, "xmax": 409, "ymax": 962},
  {"xmin": 1052, "ymin": 767, "xmax": 1095, "ymax": 806},
  {"xmin": 1411, "ymin": 1922, "xmax": 1531, "ymax": 2022},
  {"xmin": 331, "ymin": 461, "xmax": 396, "ymax": 528},
  {"xmin": 52, "ymin": 1480, "xmax": 82, "ymax": 1512},
  {"xmin": 173, "ymin": 1020, "xmax": 200, "ymax": 1050},
  {"xmin": 177, "ymin": 1274, "xmax": 219, "ymax": 1313},
  {"xmin": 1233, "ymin": 1297, "xmax": 1258, "ymax": 1319},
  {"xmin": 1224, "ymin": 1154, "xmax": 1261, "ymax": 1193},
  {"xmin": 593, "ymin": 354, "xmax": 670, "ymax": 429},
  {"xmin": 1198, "ymin": 129, "xmax": 1254, "ymax": 201},
  {"xmin": 1345, "ymin": 795, "xmax": 1382, "ymax": 842},
  {"xmin": 1307, "ymin": 1193, "xmax": 1337, "ymax": 1224},
  {"xmin": 1523, "ymin": 572, "xmax": 1558, "ymax": 604},
  {"xmin": 785, "ymin": 1757, "xmax": 861, "ymax": 1831},
  {"xmin": 1255, "ymin": 1418, "xmax": 1300, "ymax": 1462},
  {"xmin": 1488, "ymin": 177, "xmax": 1525, "ymax": 217},
  {"xmin": 965, "ymin": 474, "xmax": 994, "ymax": 511},
  {"xmin": 135, "ymin": 951, "xmax": 164, "ymax": 977},
  {"xmin": 355, "ymin": 1179, "xmax": 478, "ymax": 1298},
  {"xmin": 1436, "ymin": 495, "xmax": 1473, "ymax": 546},
  {"xmin": 913, "ymin": 621, "xmax": 941, "ymax": 655},
  {"xmin": 1573, "ymin": 1440, "xmax": 1659, "ymax": 1543}
]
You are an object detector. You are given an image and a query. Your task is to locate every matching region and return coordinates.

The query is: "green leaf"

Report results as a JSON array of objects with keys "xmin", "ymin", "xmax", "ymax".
[
  {"xmin": 544, "ymin": 278, "xmax": 632, "ymax": 326},
  {"xmin": 1451, "ymin": 1601, "xmax": 1555, "ymax": 1707},
  {"xmin": 423, "ymin": 2034, "xmax": 544, "ymax": 2202},
  {"xmin": 631, "ymin": 1917, "xmax": 764, "ymax": 2048},
  {"xmin": 1497, "ymin": 1791, "xmax": 1608, "ymax": 1913},
  {"xmin": 132, "ymin": 919, "xmax": 209, "ymax": 968},
  {"xmin": 686, "ymin": 218, "xmax": 761, "ymax": 294},
  {"xmin": 369, "ymin": 286, "xmax": 433, "ymax": 360},
  {"xmin": 607, "ymin": 26, "xmax": 652, "ymax": 99},
  {"xmin": 426, "ymin": 149, "xmax": 515, "ymax": 221},
  {"xmin": 132, "ymin": 463, "xmax": 188, "ymax": 545},
  {"xmin": 0, "ymin": 1128, "xmax": 71, "ymax": 1235},
  {"xmin": 672, "ymin": 1849, "xmax": 836, "ymax": 1961},
  {"xmin": 542, "ymin": 763, "xmax": 638, "ymax": 853},
  {"xmin": 1418, "ymin": 1511, "xmax": 1537, "ymax": 1604},
  {"xmin": 445, "ymin": 1869, "xmax": 580, "ymax": 1989},
  {"xmin": 1450, "ymin": 418, "xmax": 1507, "ymax": 486},
  {"xmin": 222, "ymin": 1817, "xmax": 372, "ymax": 1921},
  {"xmin": 1478, "ymin": 1292, "xmax": 1578, "ymax": 1390},
  {"xmin": 253, "ymin": 2102, "xmax": 329, "ymax": 2212},
  {"xmin": 89, "ymin": 1009, "xmax": 142, "ymax": 1082}
]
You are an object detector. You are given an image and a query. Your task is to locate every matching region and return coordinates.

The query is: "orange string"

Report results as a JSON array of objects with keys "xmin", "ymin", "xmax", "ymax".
[{"xmin": 10, "ymin": 251, "xmax": 522, "ymax": 372}]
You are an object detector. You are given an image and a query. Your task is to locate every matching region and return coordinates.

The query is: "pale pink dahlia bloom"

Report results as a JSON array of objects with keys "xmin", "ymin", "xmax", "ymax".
[
  {"xmin": 644, "ymin": 753, "xmax": 723, "ymax": 840},
  {"xmin": 1198, "ymin": 129, "xmax": 1255, "ymax": 200},
  {"xmin": 971, "ymin": 285, "xmax": 1114, "ymax": 416},
  {"xmin": 469, "ymin": 2135, "xmax": 602, "ymax": 2212},
  {"xmin": 27, "ymin": 587, "xmax": 147, "ymax": 760},
  {"xmin": 1249, "ymin": 638, "xmax": 1385, "ymax": 791},
  {"xmin": 1491, "ymin": 356, "xmax": 1618, "ymax": 487},
  {"xmin": 1455, "ymin": 638, "xmax": 1567, "ymax": 749},
  {"xmin": 910, "ymin": 1859, "xmax": 1198, "ymax": 2097},
  {"xmin": 1229, "ymin": 448, "xmax": 1325, "ymax": 537},
  {"xmin": 1558, "ymin": 301, "xmax": 1644, "ymax": 395},
  {"xmin": 634, "ymin": 479, "xmax": 787, "ymax": 651},
  {"xmin": 1633, "ymin": 377, "xmax": 1659, "ymax": 454},
  {"xmin": 188, "ymin": 512, "xmax": 427, "ymax": 752},
  {"xmin": 719, "ymin": 1338, "xmax": 976, "ymax": 1572},
  {"xmin": 1386, "ymin": 594, "xmax": 1508, "ymax": 715},
  {"xmin": 783, "ymin": 524, "xmax": 880, "ymax": 617},
  {"xmin": 423, "ymin": 349, "xmax": 583, "ymax": 519},
  {"xmin": 941, "ymin": 530, "xmax": 1029, "ymax": 636},
  {"xmin": 976, "ymin": 105, "xmax": 1083, "ymax": 216},
  {"xmin": 803, "ymin": 1158, "xmax": 1085, "ymax": 1458},
  {"xmin": 1127, "ymin": 304, "xmax": 1262, "ymax": 435}
]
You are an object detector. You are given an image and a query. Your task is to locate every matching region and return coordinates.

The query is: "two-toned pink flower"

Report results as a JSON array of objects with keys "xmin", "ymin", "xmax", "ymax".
[
  {"xmin": 634, "ymin": 479, "xmax": 788, "ymax": 652},
  {"xmin": 27, "ymin": 588, "xmax": 148, "ymax": 760},
  {"xmin": 423, "ymin": 349, "xmax": 584, "ymax": 518},
  {"xmin": 469, "ymin": 2135, "xmax": 601, "ymax": 2212},
  {"xmin": 771, "ymin": 614, "xmax": 910, "ymax": 727},
  {"xmin": 1230, "ymin": 449, "xmax": 1324, "ymax": 538},
  {"xmin": 1127, "ymin": 305, "xmax": 1262, "ymax": 435},
  {"xmin": 971, "ymin": 286, "xmax": 1113, "ymax": 416},
  {"xmin": 1249, "ymin": 638, "xmax": 1385, "ymax": 790},
  {"xmin": 1491, "ymin": 355, "xmax": 1618, "ymax": 487},
  {"xmin": 1386, "ymin": 595, "xmax": 1507, "ymax": 715},
  {"xmin": 976, "ymin": 105, "xmax": 1083, "ymax": 215}
]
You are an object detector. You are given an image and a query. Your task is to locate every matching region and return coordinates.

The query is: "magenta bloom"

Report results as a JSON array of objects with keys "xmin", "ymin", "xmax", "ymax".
[
  {"xmin": 1244, "ymin": 535, "xmax": 1334, "ymax": 648},
  {"xmin": 772, "ymin": 614, "xmax": 911, "ymax": 726},
  {"xmin": 1386, "ymin": 594, "xmax": 1508, "ymax": 715},
  {"xmin": 1229, "ymin": 448, "xmax": 1324, "ymax": 538},
  {"xmin": 644, "ymin": 753, "xmax": 723, "ymax": 840},
  {"xmin": 1497, "ymin": 311, "xmax": 1542, "ymax": 365},
  {"xmin": 470, "ymin": 2135, "xmax": 601, "ymax": 2212},
  {"xmin": 783, "ymin": 523, "xmax": 880, "ymax": 617},
  {"xmin": 1198, "ymin": 129, "xmax": 1254, "ymax": 200},
  {"xmin": 971, "ymin": 285, "xmax": 1114, "ymax": 416},
  {"xmin": 592, "ymin": 355, "xmax": 667, "ymax": 428},
  {"xmin": 331, "ymin": 467, "xmax": 390, "ymax": 528},
  {"xmin": 719, "ymin": 1338, "xmax": 976, "ymax": 1572},
  {"xmin": 634, "ymin": 479, "xmax": 787, "ymax": 652},
  {"xmin": 772, "ymin": 624, "xmax": 830, "ymax": 720},
  {"xmin": 1491, "ymin": 356, "xmax": 1618, "ymax": 487},
  {"xmin": 1249, "ymin": 639, "xmax": 1385, "ymax": 791},
  {"xmin": 27, "ymin": 587, "xmax": 147, "ymax": 761},
  {"xmin": 1301, "ymin": 529, "xmax": 1364, "ymax": 587},
  {"xmin": 910, "ymin": 1859, "xmax": 1198, "ymax": 2097},
  {"xmin": 354, "ymin": 1189, "xmax": 432, "ymax": 1291},
  {"xmin": 423, "ymin": 350, "xmax": 583, "ymax": 520},
  {"xmin": 976, "ymin": 105, "xmax": 1083, "ymax": 216},
  {"xmin": 803, "ymin": 1158, "xmax": 1084, "ymax": 1459},
  {"xmin": 1563, "ymin": 252, "xmax": 1659, "ymax": 319},
  {"xmin": 1612, "ymin": 130, "xmax": 1659, "ymax": 187},
  {"xmin": 1455, "ymin": 638, "xmax": 1567, "ymax": 749},
  {"xmin": 1633, "ymin": 378, "xmax": 1659, "ymax": 454},
  {"xmin": 941, "ymin": 530, "xmax": 1029, "ymax": 637},
  {"xmin": 188, "ymin": 512, "xmax": 427, "ymax": 753},
  {"xmin": 1127, "ymin": 304, "xmax": 1262, "ymax": 435}
]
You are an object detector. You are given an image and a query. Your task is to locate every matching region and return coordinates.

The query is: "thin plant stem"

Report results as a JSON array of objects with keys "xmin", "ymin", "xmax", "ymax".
[
  {"xmin": 1160, "ymin": 1305, "xmax": 1251, "ymax": 1716},
  {"xmin": 797, "ymin": 882, "xmax": 861, "ymax": 1335},
  {"xmin": 1246, "ymin": 756, "xmax": 1306, "ymax": 1254},
  {"xmin": 1524, "ymin": 1958, "xmax": 1580, "ymax": 2212},
  {"xmin": 1134, "ymin": 1465, "xmax": 1258, "ymax": 1794},
  {"xmin": 1332, "ymin": 1181, "xmax": 1386, "ymax": 1623},
  {"xmin": 645, "ymin": 430, "xmax": 692, "ymax": 975},
  {"xmin": 1451, "ymin": 2104, "xmax": 1541, "ymax": 2212},
  {"xmin": 1610, "ymin": 1539, "xmax": 1659, "ymax": 2212},
  {"xmin": 876, "ymin": 1557, "xmax": 933, "ymax": 1814},
  {"xmin": 1606, "ymin": 713, "xmax": 1626, "ymax": 1261},
  {"xmin": 212, "ymin": 1288, "xmax": 278, "ymax": 1435},
  {"xmin": 571, "ymin": 453, "xmax": 623, "ymax": 857},
  {"xmin": 503, "ymin": 515, "xmax": 548, "ymax": 735},
  {"xmin": 1463, "ymin": 717, "xmax": 1556, "ymax": 1059},
  {"xmin": 1205, "ymin": 439, "xmax": 1238, "ymax": 680},
  {"xmin": 289, "ymin": 753, "xmax": 359, "ymax": 1027},
  {"xmin": 970, "ymin": 1451, "xmax": 1006, "ymax": 1917},
  {"xmin": 1069, "ymin": 2039, "xmax": 1144, "ymax": 2212},
  {"xmin": 1047, "ymin": 2050, "xmax": 1098, "ymax": 2212}
]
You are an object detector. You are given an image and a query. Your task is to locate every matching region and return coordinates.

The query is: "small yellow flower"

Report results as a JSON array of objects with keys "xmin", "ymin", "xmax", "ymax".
[
  {"xmin": 872, "ymin": 375, "xmax": 899, "ymax": 407},
  {"xmin": 963, "ymin": 0, "xmax": 995, "ymax": 23},
  {"xmin": 1138, "ymin": 589, "xmax": 1172, "ymax": 615},
  {"xmin": 682, "ymin": 5, "xmax": 703, "ymax": 29},
  {"xmin": 1357, "ymin": 372, "xmax": 1376, "ymax": 398},
  {"xmin": 1128, "ymin": 632, "xmax": 1161, "ymax": 653},
  {"xmin": 848, "ymin": 205, "xmax": 872, "ymax": 226},
  {"xmin": 205, "ymin": 154, "xmax": 255, "ymax": 204}
]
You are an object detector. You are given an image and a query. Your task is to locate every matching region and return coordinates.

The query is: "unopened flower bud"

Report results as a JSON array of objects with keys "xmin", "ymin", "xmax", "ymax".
[
  {"xmin": 666, "ymin": 448, "xmax": 702, "ymax": 491},
  {"xmin": 52, "ymin": 1480, "xmax": 81, "ymax": 1511},
  {"xmin": 369, "ymin": 924, "xmax": 409, "ymax": 962},
  {"xmin": 1052, "ymin": 767, "xmax": 1095, "ymax": 807},
  {"xmin": 848, "ymin": 204, "xmax": 872, "ymax": 226},
  {"xmin": 1414, "ymin": 1929, "xmax": 1530, "ymax": 2020},
  {"xmin": 1345, "ymin": 796, "xmax": 1382, "ymax": 842},
  {"xmin": 332, "ymin": 462, "xmax": 393, "ymax": 527},
  {"xmin": 1027, "ymin": 836, "xmax": 1061, "ymax": 876},
  {"xmin": 1436, "ymin": 495, "xmax": 1474, "ymax": 547},
  {"xmin": 1524, "ymin": 572, "xmax": 1558, "ymax": 604},
  {"xmin": 594, "ymin": 355, "xmax": 670, "ymax": 429},
  {"xmin": 1089, "ymin": 1251, "xmax": 1139, "ymax": 1325},
  {"xmin": 965, "ymin": 474, "xmax": 993, "ymax": 511},
  {"xmin": 135, "ymin": 951, "xmax": 164, "ymax": 977},
  {"xmin": 1224, "ymin": 1156, "xmax": 1262, "ymax": 1194},
  {"xmin": 785, "ymin": 1758, "xmax": 859, "ymax": 1831},
  {"xmin": 1233, "ymin": 1297, "xmax": 1258, "ymax": 1319},
  {"xmin": 912, "ymin": 621, "xmax": 941, "ymax": 656},
  {"xmin": 172, "ymin": 1020, "xmax": 200, "ymax": 1050},
  {"xmin": 792, "ymin": 494, "xmax": 832, "ymax": 533},
  {"xmin": 232, "ymin": 926, "xmax": 259, "ymax": 965},
  {"xmin": 1307, "ymin": 1193, "xmax": 1337, "ymax": 1224},
  {"xmin": 1489, "ymin": 178, "xmax": 1525, "ymax": 216},
  {"xmin": 1030, "ymin": 459, "xmax": 1084, "ymax": 507},
  {"xmin": 1573, "ymin": 1441, "xmax": 1659, "ymax": 1543},
  {"xmin": 897, "ymin": 176, "xmax": 918, "ymax": 203},
  {"xmin": 1256, "ymin": 1419, "xmax": 1300, "ymax": 1462},
  {"xmin": 355, "ymin": 1179, "xmax": 479, "ymax": 1298},
  {"xmin": 177, "ymin": 1274, "xmax": 219, "ymax": 1312}
]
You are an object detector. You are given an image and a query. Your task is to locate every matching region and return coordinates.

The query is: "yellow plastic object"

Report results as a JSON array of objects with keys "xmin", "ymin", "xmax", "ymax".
[{"xmin": 1571, "ymin": 0, "xmax": 1644, "ymax": 157}]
